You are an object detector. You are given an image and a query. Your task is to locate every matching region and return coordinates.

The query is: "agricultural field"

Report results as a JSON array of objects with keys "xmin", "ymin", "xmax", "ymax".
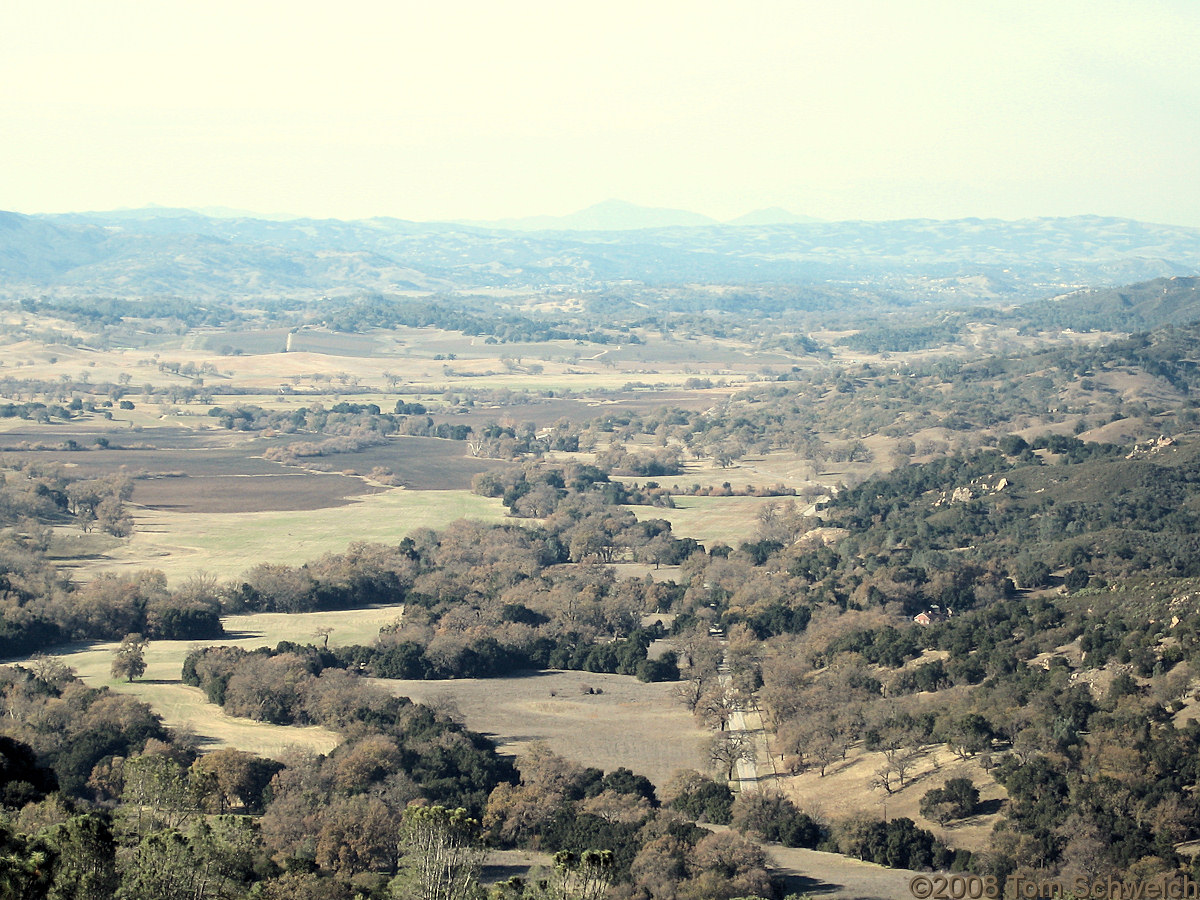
[
  {"xmin": 1, "ymin": 317, "xmax": 834, "ymax": 591},
  {"xmin": 325, "ymin": 436, "xmax": 516, "ymax": 489},
  {"xmin": 0, "ymin": 320, "xmax": 799, "ymax": 396},
  {"xmin": 74, "ymin": 488, "xmax": 507, "ymax": 584},
  {"xmin": 129, "ymin": 472, "xmax": 382, "ymax": 515},
  {"xmin": 1, "ymin": 415, "xmax": 518, "ymax": 583}
]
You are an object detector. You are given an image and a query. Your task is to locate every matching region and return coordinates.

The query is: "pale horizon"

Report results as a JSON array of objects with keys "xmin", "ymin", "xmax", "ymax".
[
  {"xmin": 21, "ymin": 199, "xmax": 1200, "ymax": 231},
  {"xmin": 4, "ymin": 1, "xmax": 1199, "ymax": 227}
]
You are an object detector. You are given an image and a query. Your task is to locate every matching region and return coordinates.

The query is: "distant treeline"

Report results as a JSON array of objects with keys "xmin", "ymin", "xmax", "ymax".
[
  {"xmin": 0, "ymin": 570, "xmax": 223, "ymax": 659},
  {"xmin": 183, "ymin": 629, "xmax": 677, "ymax": 707},
  {"xmin": 19, "ymin": 296, "xmax": 240, "ymax": 328},
  {"xmin": 836, "ymin": 322, "xmax": 962, "ymax": 353},
  {"xmin": 317, "ymin": 294, "xmax": 625, "ymax": 345},
  {"xmin": 0, "ymin": 401, "xmax": 76, "ymax": 421},
  {"xmin": 206, "ymin": 401, "xmax": 471, "ymax": 442}
]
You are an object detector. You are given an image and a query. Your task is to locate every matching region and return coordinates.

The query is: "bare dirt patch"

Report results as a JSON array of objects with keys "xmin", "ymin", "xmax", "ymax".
[
  {"xmin": 328, "ymin": 436, "xmax": 515, "ymax": 490},
  {"xmin": 132, "ymin": 472, "xmax": 383, "ymax": 514}
]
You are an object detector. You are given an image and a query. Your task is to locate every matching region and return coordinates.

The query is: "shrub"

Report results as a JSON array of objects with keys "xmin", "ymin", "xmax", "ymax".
[{"xmin": 919, "ymin": 777, "xmax": 979, "ymax": 824}]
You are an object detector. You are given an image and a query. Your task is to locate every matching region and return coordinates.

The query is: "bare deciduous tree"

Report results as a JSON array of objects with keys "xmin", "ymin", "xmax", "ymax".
[{"xmin": 709, "ymin": 732, "xmax": 755, "ymax": 782}]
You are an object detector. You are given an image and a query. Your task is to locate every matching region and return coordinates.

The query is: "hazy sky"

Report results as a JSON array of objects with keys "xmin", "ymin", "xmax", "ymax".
[{"xmin": 4, "ymin": 1, "xmax": 1199, "ymax": 225}]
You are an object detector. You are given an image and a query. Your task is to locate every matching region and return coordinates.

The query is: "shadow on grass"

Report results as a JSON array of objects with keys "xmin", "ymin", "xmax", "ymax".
[
  {"xmin": 778, "ymin": 870, "xmax": 844, "ymax": 896},
  {"xmin": 486, "ymin": 734, "xmax": 542, "ymax": 745},
  {"xmin": 504, "ymin": 669, "xmax": 562, "ymax": 678},
  {"xmin": 188, "ymin": 733, "xmax": 224, "ymax": 750},
  {"xmin": 972, "ymin": 797, "xmax": 1005, "ymax": 817},
  {"xmin": 482, "ymin": 862, "xmax": 537, "ymax": 884}
]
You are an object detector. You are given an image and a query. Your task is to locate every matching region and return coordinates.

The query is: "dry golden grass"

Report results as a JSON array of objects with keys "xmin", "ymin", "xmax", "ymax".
[
  {"xmin": 4, "ymin": 323, "xmax": 782, "ymax": 400},
  {"xmin": 633, "ymin": 495, "xmax": 783, "ymax": 548},
  {"xmin": 765, "ymin": 845, "xmax": 920, "ymax": 899},
  {"xmin": 0, "ymin": 417, "xmax": 33, "ymax": 434},
  {"xmin": 778, "ymin": 744, "xmax": 1005, "ymax": 853},
  {"xmin": 608, "ymin": 562, "xmax": 683, "ymax": 582},
  {"xmin": 38, "ymin": 605, "xmax": 712, "ymax": 784},
  {"xmin": 47, "ymin": 640, "xmax": 337, "ymax": 759},
  {"xmin": 373, "ymin": 670, "xmax": 710, "ymax": 788},
  {"xmin": 35, "ymin": 604, "xmax": 408, "ymax": 758},
  {"xmin": 610, "ymin": 452, "xmax": 817, "ymax": 493},
  {"xmin": 481, "ymin": 849, "xmax": 554, "ymax": 887},
  {"xmin": 219, "ymin": 604, "xmax": 410, "ymax": 647}
]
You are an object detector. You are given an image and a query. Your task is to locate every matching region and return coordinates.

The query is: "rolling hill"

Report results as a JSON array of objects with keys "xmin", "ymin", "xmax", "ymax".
[{"xmin": 0, "ymin": 208, "xmax": 1197, "ymax": 306}]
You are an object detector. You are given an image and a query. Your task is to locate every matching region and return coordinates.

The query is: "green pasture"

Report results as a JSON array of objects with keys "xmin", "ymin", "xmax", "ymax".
[{"xmin": 80, "ymin": 489, "xmax": 509, "ymax": 585}]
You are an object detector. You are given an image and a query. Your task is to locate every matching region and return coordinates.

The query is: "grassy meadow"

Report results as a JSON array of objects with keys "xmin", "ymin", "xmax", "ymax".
[
  {"xmin": 632, "ymin": 495, "xmax": 787, "ymax": 548},
  {"xmin": 33, "ymin": 603, "xmax": 717, "ymax": 784},
  {"xmin": 34, "ymin": 605, "xmax": 410, "ymax": 758},
  {"xmin": 66, "ymin": 490, "xmax": 506, "ymax": 585},
  {"xmin": 779, "ymin": 744, "xmax": 1005, "ymax": 854},
  {"xmin": 374, "ymin": 670, "xmax": 711, "ymax": 789}
]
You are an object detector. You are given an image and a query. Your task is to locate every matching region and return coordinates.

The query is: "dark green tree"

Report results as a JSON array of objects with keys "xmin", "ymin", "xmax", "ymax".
[{"xmin": 110, "ymin": 633, "xmax": 148, "ymax": 683}]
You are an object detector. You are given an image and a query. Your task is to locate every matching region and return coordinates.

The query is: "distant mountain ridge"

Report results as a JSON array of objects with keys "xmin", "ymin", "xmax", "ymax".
[
  {"xmin": 55, "ymin": 204, "xmax": 300, "ymax": 222},
  {"xmin": 2, "ymin": 207, "xmax": 1198, "ymax": 303},
  {"xmin": 457, "ymin": 199, "xmax": 720, "ymax": 231}
]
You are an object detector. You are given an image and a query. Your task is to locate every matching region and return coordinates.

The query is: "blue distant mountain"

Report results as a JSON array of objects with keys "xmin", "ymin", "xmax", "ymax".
[{"xmin": 2, "ymin": 207, "xmax": 1198, "ymax": 303}]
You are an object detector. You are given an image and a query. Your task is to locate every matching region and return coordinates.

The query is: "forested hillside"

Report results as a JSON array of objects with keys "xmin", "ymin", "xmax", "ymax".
[
  {"xmin": 7, "ymin": 273, "xmax": 1200, "ymax": 898},
  {"xmin": 1007, "ymin": 276, "xmax": 1200, "ymax": 332}
]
